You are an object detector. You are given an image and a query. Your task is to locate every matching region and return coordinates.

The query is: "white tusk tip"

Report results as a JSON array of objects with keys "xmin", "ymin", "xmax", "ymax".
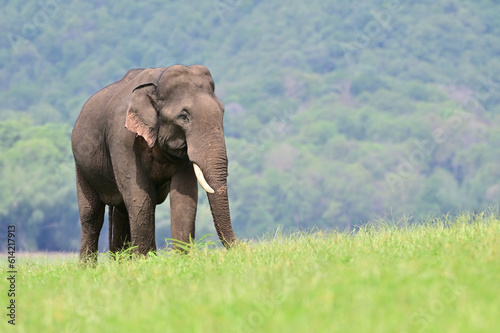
[{"xmin": 193, "ymin": 163, "xmax": 215, "ymax": 194}]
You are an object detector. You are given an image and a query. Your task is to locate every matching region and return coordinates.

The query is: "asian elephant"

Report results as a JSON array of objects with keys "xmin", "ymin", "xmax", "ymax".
[{"xmin": 71, "ymin": 64, "xmax": 237, "ymax": 262}]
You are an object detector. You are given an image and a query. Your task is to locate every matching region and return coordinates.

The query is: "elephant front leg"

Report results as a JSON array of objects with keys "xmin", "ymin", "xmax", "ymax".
[
  {"xmin": 119, "ymin": 178, "xmax": 157, "ymax": 255},
  {"xmin": 170, "ymin": 165, "xmax": 198, "ymax": 251},
  {"xmin": 113, "ymin": 149, "xmax": 158, "ymax": 256},
  {"xmin": 125, "ymin": 194, "xmax": 157, "ymax": 255}
]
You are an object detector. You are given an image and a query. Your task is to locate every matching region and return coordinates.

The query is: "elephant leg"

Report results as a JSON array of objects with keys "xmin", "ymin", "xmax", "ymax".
[
  {"xmin": 118, "ymin": 178, "xmax": 157, "ymax": 255},
  {"xmin": 170, "ymin": 165, "xmax": 198, "ymax": 251},
  {"xmin": 125, "ymin": 194, "xmax": 156, "ymax": 255},
  {"xmin": 112, "ymin": 145, "xmax": 157, "ymax": 255},
  {"xmin": 76, "ymin": 167, "xmax": 105, "ymax": 263},
  {"xmin": 110, "ymin": 205, "xmax": 131, "ymax": 254}
]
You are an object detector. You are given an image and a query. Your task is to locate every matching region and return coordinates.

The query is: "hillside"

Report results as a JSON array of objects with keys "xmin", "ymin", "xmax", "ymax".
[{"xmin": 1, "ymin": 0, "xmax": 500, "ymax": 250}]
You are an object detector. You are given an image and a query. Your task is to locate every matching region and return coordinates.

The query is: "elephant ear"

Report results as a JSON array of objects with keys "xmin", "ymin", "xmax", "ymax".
[{"xmin": 125, "ymin": 83, "xmax": 159, "ymax": 148}]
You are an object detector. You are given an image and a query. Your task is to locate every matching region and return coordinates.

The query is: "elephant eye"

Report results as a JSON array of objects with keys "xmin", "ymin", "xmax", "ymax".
[{"xmin": 178, "ymin": 110, "xmax": 189, "ymax": 123}]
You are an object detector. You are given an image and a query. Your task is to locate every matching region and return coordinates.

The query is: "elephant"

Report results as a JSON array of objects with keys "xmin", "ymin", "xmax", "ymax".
[{"xmin": 71, "ymin": 64, "xmax": 237, "ymax": 262}]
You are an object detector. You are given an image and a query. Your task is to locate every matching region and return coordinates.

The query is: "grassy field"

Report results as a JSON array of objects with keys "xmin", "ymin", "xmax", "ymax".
[{"xmin": 6, "ymin": 213, "xmax": 500, "ymax": 333}]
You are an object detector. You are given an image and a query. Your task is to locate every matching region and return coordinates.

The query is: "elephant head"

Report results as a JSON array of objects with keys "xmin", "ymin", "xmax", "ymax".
[{"xmin": 124, "ymin": 65, "xmax": 236, "ymax": 247}]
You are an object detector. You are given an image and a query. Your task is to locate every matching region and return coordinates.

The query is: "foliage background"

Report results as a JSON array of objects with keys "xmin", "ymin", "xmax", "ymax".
[{"xmin": 1, "ymin": 0, "xmax": 500, "ymax": 250}]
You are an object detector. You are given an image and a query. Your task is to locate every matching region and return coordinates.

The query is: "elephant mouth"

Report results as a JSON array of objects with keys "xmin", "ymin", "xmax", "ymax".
[{"xmin": 162, "ymin": 145, "xmax": 188, "ymax": 162}]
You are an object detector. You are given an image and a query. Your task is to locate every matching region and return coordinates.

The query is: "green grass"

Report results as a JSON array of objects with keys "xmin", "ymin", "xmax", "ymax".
[{"xmin": 7, "ymin": 213, "xmax": 500, "ymax": 333}]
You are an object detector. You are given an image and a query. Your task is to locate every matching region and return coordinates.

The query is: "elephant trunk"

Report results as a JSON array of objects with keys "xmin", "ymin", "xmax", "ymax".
[{"xmin": 188, "ymin": 135, "xmax": 237, "ymax": 248}]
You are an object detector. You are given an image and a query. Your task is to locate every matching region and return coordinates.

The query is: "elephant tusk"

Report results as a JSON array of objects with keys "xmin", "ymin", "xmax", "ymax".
[{"xmin": 193, "ymin": 163, "xmax": 215, "ymax": 194}]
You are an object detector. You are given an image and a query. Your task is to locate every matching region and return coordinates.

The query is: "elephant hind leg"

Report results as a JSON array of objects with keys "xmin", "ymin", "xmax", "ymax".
[
  {"xmin": 76, "ymin": 166, "xmax": 105, "ymax": 263},
  {"xmin": 109, "ymin": 205, "xmax": 132, "ymax": 255}
]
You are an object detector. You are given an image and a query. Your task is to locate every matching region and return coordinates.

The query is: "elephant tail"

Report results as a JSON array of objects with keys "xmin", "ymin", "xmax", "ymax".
[{"xmin": 108, "ymin": 205, "xmax": 113, "ymax": 252}]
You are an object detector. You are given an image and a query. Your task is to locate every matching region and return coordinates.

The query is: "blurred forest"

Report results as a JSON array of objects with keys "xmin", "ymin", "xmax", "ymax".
[{"xmin": 1, "ymin": 0, "xmax": 500, "ymax": 250}]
